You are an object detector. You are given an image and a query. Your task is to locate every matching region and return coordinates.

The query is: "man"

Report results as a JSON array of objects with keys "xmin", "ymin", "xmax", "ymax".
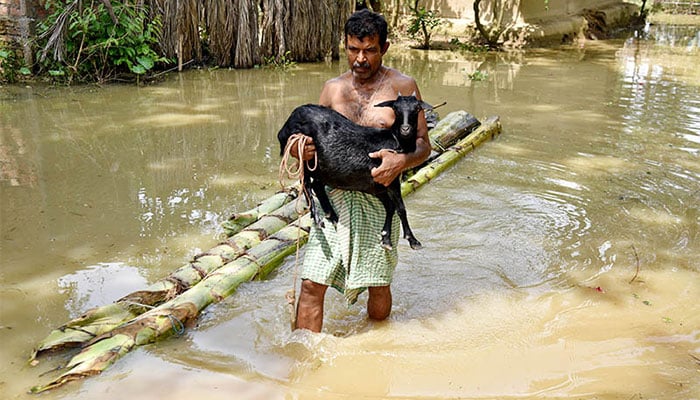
[{"xmin": 292, "ymin": 8, "xmax": 430, "ymax": 333}]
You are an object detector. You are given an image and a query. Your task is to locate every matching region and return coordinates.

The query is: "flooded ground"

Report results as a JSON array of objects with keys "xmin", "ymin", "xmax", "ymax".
[{"xmin": 1, "ymin": 23, "xmax": 698, "ymax": 399}]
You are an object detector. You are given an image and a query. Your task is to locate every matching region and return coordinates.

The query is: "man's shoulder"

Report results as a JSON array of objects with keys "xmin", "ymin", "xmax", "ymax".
[
  {"xmin": 386, "ymin": 66, "xmax": 412, "ymax": 80},
  {"xmin": 386, "ymin": 68, "xmax": 419, "ymax": 93},
  {"xmin": 320, "ymin": 73, "xmax": 353, "ymax": 106},
  {"xmin": 324, "ymin": 71, "xmax": 352, "ymax": 88}
]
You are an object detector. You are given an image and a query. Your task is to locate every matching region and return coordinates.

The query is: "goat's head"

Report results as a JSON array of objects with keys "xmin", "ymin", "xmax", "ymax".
[{"xmin": 375, "ymin": 93, "xmax": 431, "ymax": 146}]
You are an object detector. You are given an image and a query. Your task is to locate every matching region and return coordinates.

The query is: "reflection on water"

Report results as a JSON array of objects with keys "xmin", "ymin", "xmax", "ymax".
[
  {"xmin": 1, "ymin": 23, "xmax": 699, "ymax": 400},
  {"xmin": 136, "ymin": 185, "xmax": 222, "ymax": 237},
  {"xmin": 58, "ymin": 262, "xmax": 147, "ymax": 317}
]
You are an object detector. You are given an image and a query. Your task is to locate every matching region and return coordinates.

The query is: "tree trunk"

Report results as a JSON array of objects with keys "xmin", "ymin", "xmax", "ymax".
[
  {"xmin": 231, "ymin": 0, "xmax": 260, "ymax": 68},
  {"xmin": 204, "ymin": 0, "xmax": 236, "ymax": 66},
  {"xmin": 474, "ymin": 0, "xmax": 498, "ymax": 49},
  {"xmin": 260, "ymin": 0, "xmax": 291, "ymax": 61},
  {"xmin": 31, "ymin": 114, "xmax": 502, "ymax": 392}
]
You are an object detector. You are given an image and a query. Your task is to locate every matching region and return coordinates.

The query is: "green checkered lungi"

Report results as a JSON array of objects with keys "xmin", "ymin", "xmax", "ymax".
[{"xmin": 302, "ymin": 188, "xmax": 400, "ymax": 305}]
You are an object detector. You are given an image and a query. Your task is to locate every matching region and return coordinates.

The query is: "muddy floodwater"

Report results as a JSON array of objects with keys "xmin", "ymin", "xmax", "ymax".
[{"xmin": 1, "ymin": 24, "xmax": 699, "ymax": 400}]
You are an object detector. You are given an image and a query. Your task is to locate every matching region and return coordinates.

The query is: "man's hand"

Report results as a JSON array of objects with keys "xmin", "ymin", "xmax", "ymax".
[
  {"xmin": 369, "ymin": 149, "xmax": 404, "ymax": 187},
  {"xmin": 289, "ymin": 133, "xmax": 316, "ymax": 162}
]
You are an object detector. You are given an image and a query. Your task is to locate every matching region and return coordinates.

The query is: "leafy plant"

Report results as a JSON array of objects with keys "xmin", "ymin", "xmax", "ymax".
[
  {"xmin": 449, "ymin": 38, "xmax": 489, "ymax": 53},
  {"xmin": 35, "ymin": 0, "xmax": 170, "ymax": 84},
  {"xmin": 262, "ymin": 51, "xmax": 297, "ymax": 70},
  {"xmin": 0, "ymin": 47, "xmax": 32, "ymax": 83},
  {"xmin": 407, "ymin": 0, "xmax": 441, "ymax": 49},
  {"xmin": 465, "ymin": 69, "xmax": 488, "ymax": 81}
]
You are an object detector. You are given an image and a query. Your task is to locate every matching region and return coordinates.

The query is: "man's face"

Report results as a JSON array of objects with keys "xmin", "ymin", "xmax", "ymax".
[{"xmin": 345, "ymin": 34, "xmax": 388, "ymax": 81}]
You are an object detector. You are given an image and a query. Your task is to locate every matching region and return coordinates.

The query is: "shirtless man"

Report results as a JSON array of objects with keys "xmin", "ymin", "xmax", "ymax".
[{"xmin": 293, "ymin": 9, "xmax": 431, "ymax": 333}]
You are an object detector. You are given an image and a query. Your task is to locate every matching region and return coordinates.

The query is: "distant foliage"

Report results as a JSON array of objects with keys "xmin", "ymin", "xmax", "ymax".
[
  {"xmin": 262, "ymin": 51, "xmax": 297, "ymax": 70},
  {"xmin": 36, "ymin": 1, "xmax": 170, "ymax": 84},
  {"xmin": 407, "ymin": 0, "xmax": 441, "ymax": 49},
  {"xmin": 449, "ymin": 38, "xmax": 489, "ymax": 53}
]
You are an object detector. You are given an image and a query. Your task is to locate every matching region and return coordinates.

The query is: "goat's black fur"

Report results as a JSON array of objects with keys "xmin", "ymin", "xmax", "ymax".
[{"xmin": 278, "ymin": 94, "xmax": 429, "ymax": 250}]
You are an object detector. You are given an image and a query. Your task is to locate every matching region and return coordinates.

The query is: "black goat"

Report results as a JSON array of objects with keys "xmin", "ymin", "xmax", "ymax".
[{"xmin": 277, "ymin": 94, "xmax": 429, "ymax": 250}]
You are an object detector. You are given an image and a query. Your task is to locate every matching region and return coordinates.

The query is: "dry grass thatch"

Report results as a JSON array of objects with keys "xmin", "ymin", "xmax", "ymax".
[
  {"xmin": 149, "ymin": 0, "xmax": 202, "ymax": 64},
  {"xmin": 154, "ymin": 0, "xmax": 350, "ymax": 67},
  {"xmin": 261, "ymin": 0, "xmax": 351, "ymax": 63},
  {"xmin": 40, "ymin": 0, "xmax": 351, "ymax": 70}
]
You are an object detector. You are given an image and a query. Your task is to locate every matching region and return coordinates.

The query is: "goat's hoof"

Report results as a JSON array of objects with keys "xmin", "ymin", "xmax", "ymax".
[
  {"xmin": 408, "ymin": 238, "xmax": 422, "ymax": 250},
  {"xmin": 380, "ymin": 235, "xmax": 394, "ymax": 251}
]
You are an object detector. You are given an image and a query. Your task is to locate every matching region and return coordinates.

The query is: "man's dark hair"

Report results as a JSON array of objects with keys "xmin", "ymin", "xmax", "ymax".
[{"xmin": 344, "ymin": 9, "xmax": 388, "ymax": 47}]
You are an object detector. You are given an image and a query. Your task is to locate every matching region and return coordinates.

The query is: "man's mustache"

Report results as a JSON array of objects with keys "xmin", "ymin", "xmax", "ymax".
[{"xmin": 353, "ymin": 61, "xmax": 370, "ymax": 69}]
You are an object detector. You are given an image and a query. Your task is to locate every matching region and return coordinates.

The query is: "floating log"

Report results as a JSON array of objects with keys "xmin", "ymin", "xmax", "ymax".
[
  {"xmin": 31, "ymin": 113, "xmax": 501, "ymax": 392},
  {"xmin": 31, "ymin": 215, "xmax": 313, "ymax": 393},
  {"xmin": 428, "ymin": 110, "xmax": 481, "ymax": 151},
  {"xmin": 403, "ymin": 116, "xmax": 501, "ymax": 196},
  {"xmin": 30, "ymin": 193, "xmax": 302, "ymax": 361},
  {"xmin": 221, "ymin": 189, "xmax": 297, "ymax": 236}
]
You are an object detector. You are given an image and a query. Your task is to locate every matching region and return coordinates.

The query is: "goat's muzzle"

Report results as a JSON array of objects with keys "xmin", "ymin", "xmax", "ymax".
[{"xmin": 400, "ymin": 124, "xmax": 413, "ymax": 137}]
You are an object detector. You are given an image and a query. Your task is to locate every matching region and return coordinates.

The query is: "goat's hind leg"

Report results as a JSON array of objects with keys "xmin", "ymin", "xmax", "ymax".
[{"xmin": 387, "ymin": 184, "xmax": 421, "ymax": 250}]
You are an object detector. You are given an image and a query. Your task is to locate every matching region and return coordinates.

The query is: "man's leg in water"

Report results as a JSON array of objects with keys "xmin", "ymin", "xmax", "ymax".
[
  {"xmin": 368, "ymin": 285, "xmax": 392, "ymax": 320},
  {"xmin": 295, "ymin": 279, "xmax": 328, "ymax": 332}
]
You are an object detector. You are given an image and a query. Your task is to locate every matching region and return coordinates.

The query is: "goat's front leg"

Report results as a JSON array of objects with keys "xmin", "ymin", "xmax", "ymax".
[
  {"xmin": 304, "ymin": 177, "xmax": 324, "ymax": 228},
  {"xmin": 387, "ymin": 182, "xmax": 421, "ymax": 249},
  {"xmin": 309, "ymin": 179, "xmax": 338, "ymax": 226},
  {"xmin": 376, "ymin": 192, "xmax": 396, "ymax": 250}
]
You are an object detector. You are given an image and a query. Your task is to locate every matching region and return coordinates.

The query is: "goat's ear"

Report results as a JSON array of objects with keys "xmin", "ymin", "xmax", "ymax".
[{"xmin": 374, "ymin": 100, "xmax": 394, "ymax": 108}]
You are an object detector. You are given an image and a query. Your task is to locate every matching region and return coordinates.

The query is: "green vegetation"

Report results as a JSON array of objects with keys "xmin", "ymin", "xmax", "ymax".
[
  {"xmin": 261, "ymin": 51, "xmax": 297, "ymax": 70},
  {"xmin": 449, "ymin": 38, "xmax": 489, "ymax": 53},
  {"xmin": 0, "ymin": 47, "xmax": 31, "ymax": 84},
  {"xmin": 466, "ymin": 70, "xmax": 488, "ymax": 81},
  {"xmin": 35, "ymin": 1, "xmax": 170, "ymax": 84},
  {"xmin": 406, "ymin": 0, "xmax": 442, "ymax": 49}
]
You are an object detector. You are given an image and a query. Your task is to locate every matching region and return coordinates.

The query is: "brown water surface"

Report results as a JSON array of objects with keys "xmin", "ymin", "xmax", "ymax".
[{"xmin": 1, "ymin": 24, "xmax": 699, "ymax": 400}]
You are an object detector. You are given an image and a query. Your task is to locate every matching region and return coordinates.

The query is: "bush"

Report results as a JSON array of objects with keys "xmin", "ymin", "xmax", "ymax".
[
  {"xmin": 35, "ymin": 1, "xmax": 171, "ymax": 84},
  {"xmin": 0, "ymin": 46, "xmax": 31, "ymax": 84}
]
